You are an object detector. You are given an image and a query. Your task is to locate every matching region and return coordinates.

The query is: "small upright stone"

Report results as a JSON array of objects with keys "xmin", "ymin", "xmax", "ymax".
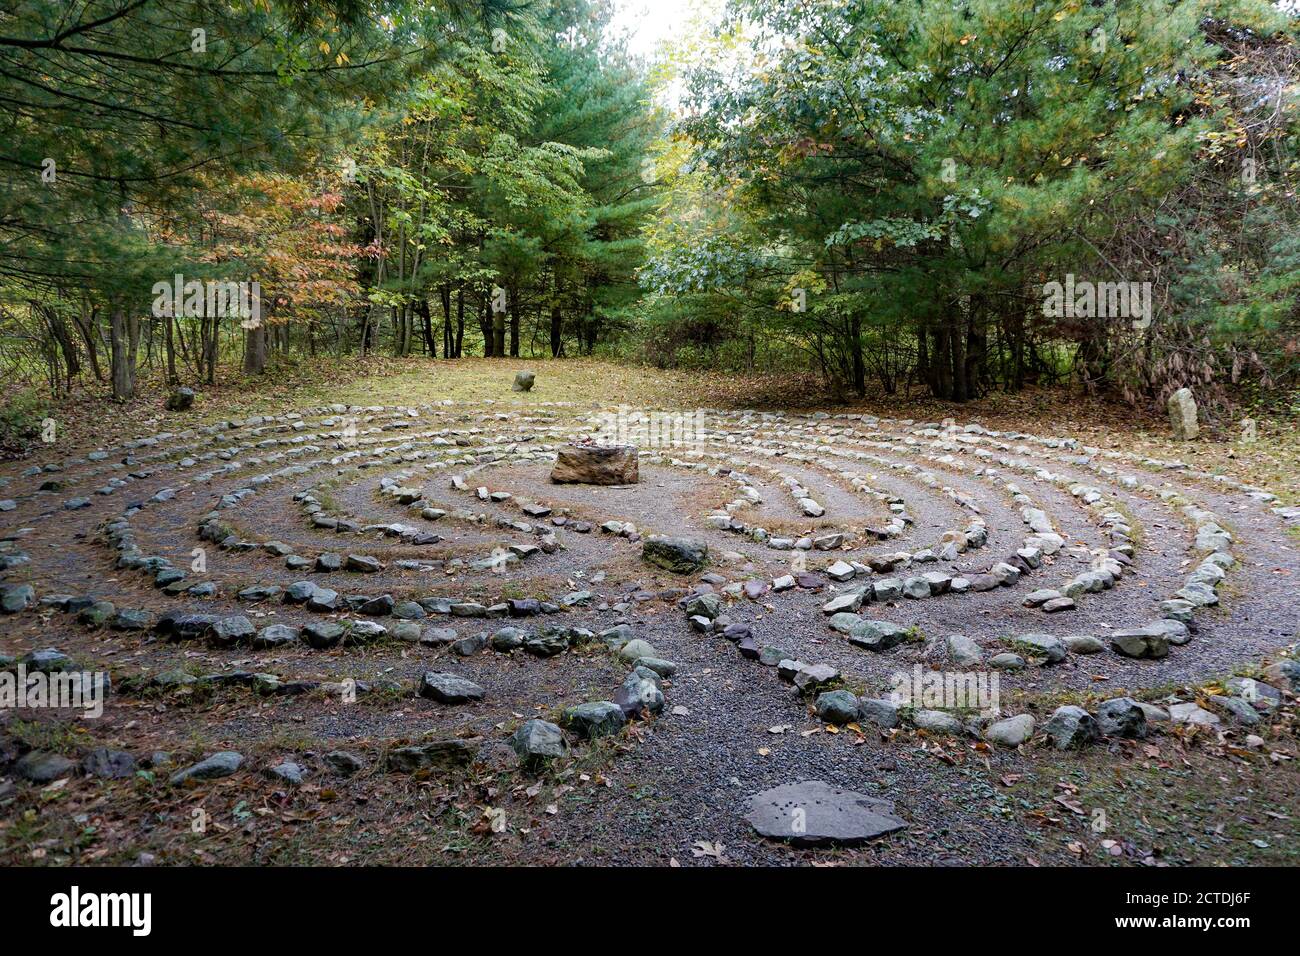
[{"xmin": 1167, "ymin": 387, "xmax": 1199, "ymax": 440}]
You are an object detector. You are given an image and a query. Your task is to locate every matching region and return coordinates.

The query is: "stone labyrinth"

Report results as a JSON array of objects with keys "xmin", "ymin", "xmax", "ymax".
[{"xmin": 2, "ymin": 399, "xmax": 1299, "ymax": 848}]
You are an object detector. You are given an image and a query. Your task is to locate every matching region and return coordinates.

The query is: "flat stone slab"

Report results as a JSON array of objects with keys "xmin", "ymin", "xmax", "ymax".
[
  {"xmin": 743, "ymin": 780, "xmax": 907, "ymax": 847},
  {"xmin": 550, "ymin": 443, "xmax": 638, "ymax": 485}
]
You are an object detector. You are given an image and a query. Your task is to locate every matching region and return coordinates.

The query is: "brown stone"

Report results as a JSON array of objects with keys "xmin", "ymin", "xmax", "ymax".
[{"xmin": 550, "ymin": 444, "xmax": 639, "ymax": 485}]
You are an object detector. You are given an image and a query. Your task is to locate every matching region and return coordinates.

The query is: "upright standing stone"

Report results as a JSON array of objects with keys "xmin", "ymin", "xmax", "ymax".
[
  {"xmin": 512, "ymin": 370, "xmax": 535, "ymax": 392},
  {"xmin": 1168, "ymin": 387, "xmax": 1199, "ymax": 441}
]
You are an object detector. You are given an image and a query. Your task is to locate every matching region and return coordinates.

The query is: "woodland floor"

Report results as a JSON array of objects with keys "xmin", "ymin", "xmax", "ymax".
[{"xmin": 0, "ymin": 357, "xmax": 1297, "ymax": 867}]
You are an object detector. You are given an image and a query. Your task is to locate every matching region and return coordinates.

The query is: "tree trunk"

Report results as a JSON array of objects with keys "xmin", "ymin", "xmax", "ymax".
[
  {"xmin": 37, "ymin": 303, "xmax": 80, "ymax": 388},
  {"xmin": 419, "ymin": 299, "xmax": 437, "ymax": 357},
  {"xmin": 243, "ymin": 322, "xmax": 266, "ymax": 375},
  {"xmin": 849, "ymin": 314, "xmax": 865, "ymax": 397},
  {"xmin": 164, "ymin": 315, "xmax": 178, "ymax": 385},
  {"xmin": 109, "ymin": 303, "xmax": 134, "ymax": 401},
  {"xmin": 508, "ymin": 284, "xmax": 520, "ymax": 357},
  {"xmin": 73, "ymin": 306, "xmax": 103, "ymax": 383},
  {"xmin": 550, "ymin": 302, "xmax": 563, "ymax": 358},
  {"xmin": 951, "ymin": 304, "xmax": 968, "ymax": 403},
  {"xmin": 455, "ymin": 285, "xmax": 464, "ymax": 358}
]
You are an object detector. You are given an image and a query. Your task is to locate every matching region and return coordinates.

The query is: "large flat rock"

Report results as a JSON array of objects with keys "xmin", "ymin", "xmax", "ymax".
[
  {"xmin": 743, "ymin": 780, "xmax": 907, "ymax": 846},
  {"xmin": 550, "ymin": 444, "xmax": 638, "ymax": 485}
]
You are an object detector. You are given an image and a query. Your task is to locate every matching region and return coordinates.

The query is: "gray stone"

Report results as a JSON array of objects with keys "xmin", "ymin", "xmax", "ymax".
[
  {"xmin": 616, "ymin": 675, "xmax": 665, "ymax": 717},
  {"xmin": 323, "ymin": 751, "xmax": 366, "ymax": 775},
  {"xmin": 387, "ymin": 739, "xmax": 478, "ymax": 772},
  {"xmin": 315, "ymin": 552, "xmax": 342, "ymax": 572},
  {"xmin": 452, "ymin": 633, "xmax": 487, "ymax": 656},
  {"xmin": 15, "ymin": 751, "xmax": 76, "ymax": 783},
  {"xmin": 253, "ymin": 624, "xmax": 300, "ymax": 649},
  {"xmin": 858, "ymin": 698, "xmax": 899, "ymax": 729},
  {"xmin": 826, "ymin": 560, "xmax": 855, "ymax": 582},
  {"xmin": 1009, "ymin": 633, "xmax": 1066, "ymax": 664},
  {"xmin": 827, "ymin": 612, "xmax": 864, "ymax": 634},
  {"xmin": 207, "ymin": 615, "xmax": 255, "ymax": 647},
  {"xmin": 301, "ymin": 621, "xmax": 346, "ymax": 649},
  {"xmin": 1135, "ymin": 702, "xmax": 1170, "ymax": 723},
  {"xmin": 1061, "ymin": 634, "xmax": 1104, "ymax": 654},
  {"xmin": 912, "ymin": 709, "xmax": 964, "ymax": 735},
  {"xmin": 422, "ymin": 626, "xmax": 459, "ymax": 646},
  {"xmin": 108, "ymin": 605, "xmax": 154, "ymax": 633},
  {"xmin": 643, "ymin": 536, "xmax": 708, "ymax": 574},
  {"xmin": 1160, "ymin": 599, "xmax": 1196, "ymax": 624},
  {"xmin": 265, "ymin": 762, "xmax": 306, "ymax": 785},
  {"xmin": 22, "ymin": 648, "xmax": 72, "ymax": 672},
  {"xmin": 946, "ymin": 634, "xmax": 983, "ymax": 666},
  {"xmin": 524, "ymin": 630, "xmax": 568, "ymax": 657},
  {"xmin": 1209, "ymin": 695, "xmax": 1260, "ymax": 726},
  {"xmin": 1169, "ymin": 701, "xmax": 1220, "ymax": 727},
  {"xmin": 512, "ymin": 370, "xmax": 536, "ymax": 392},
  {"xmin": 873, "ymin": 578, "xmax": 903, "ymax": 601},
  {"xmin": 1110, "ymin": 626, "xmax": 1170, "ymax": 659},
  {"xmin": 508, "ymin": 718, "xmax": 568, "ymax": 765},
  {"xmin": 848, "ymin": 620, "xmax": 911, "ymax": 652},
  {"xmin": 284, "ymin": 580, "xmax": 318, "ymax": 604},
  {"xmin": 792, "ymin": 663, "xmax": 838, "ymax": 694},
  {"xmin": 165, "ymin": 387, "xmax": 195, "ymax": 411},
  {"xmin": 683, "ymin": 592, "xmax": 723, "ymax": 620},
  {"xmin": 170, "ymin": 751, "xmax": 243, "ymax": 786},
  {"xmin": 490, "ymin": 626, "xmax": 527, "ymax": 651},
  {"xmin": 236, "ymin": 584, "xmax": 280, "ymax": 602},
  {"xmin": 822, "ymin": 592, "xmax": 864, "ymax": 615},
  {"xmin": 418, "ymin": 672, "xmax": 485, "ymax": 704},
  {"xmin": 81, "ymin": 748, "xmax": 136, "ymax": 779},
  {"xmin": 985, "ymin": 714, "xmax": 1035, "ymax": 747},
  {"xmin": 0, "ymin": 584, "xmax": 35, "ymax": 614},
  {"xmin": 1168, "ymin": 387, "xmax": 1199, "ymax": 440},
  {"xmin": 901, "ymin": 577, "xmax": 931, "ymax": 599},
  {"xmin": 634, "ymin": 656, "xmax": 678, "ymax": 677},
  {"xmin": 744, "ymin": 781, "xmax": 907, "ymax": 846},
  {"xmin": 1096, "ymin": 697, "xmax": 1148, "ymax": 738},
  {"xmin": 345, "ymin": 554, "xmax": 382, "ymax": 573},
  {"xmin": 1043, "ymin": 706, "xmax": 1100, "ymax": 749},
  {"xmin": 562, "ymin": 701, "xmax": 626, "ymax": 740},
  {"xmin": 815, "ymin": 690, "xmax": 860, "ymax": 725},
  {"xmin": 306, "ymin": 587, "xmax": 340, "ymax": 612}
]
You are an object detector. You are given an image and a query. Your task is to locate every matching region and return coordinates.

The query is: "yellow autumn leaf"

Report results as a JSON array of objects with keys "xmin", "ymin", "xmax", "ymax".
[{"xmin": 319, "ymin": 40, "xmax": 330, "ymax": 54}]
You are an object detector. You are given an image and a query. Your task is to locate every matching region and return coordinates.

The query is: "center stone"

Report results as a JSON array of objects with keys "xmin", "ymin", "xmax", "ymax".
[{"xmin": 549, "ymin": 443, "xmax": 639, "ymax": 485}]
